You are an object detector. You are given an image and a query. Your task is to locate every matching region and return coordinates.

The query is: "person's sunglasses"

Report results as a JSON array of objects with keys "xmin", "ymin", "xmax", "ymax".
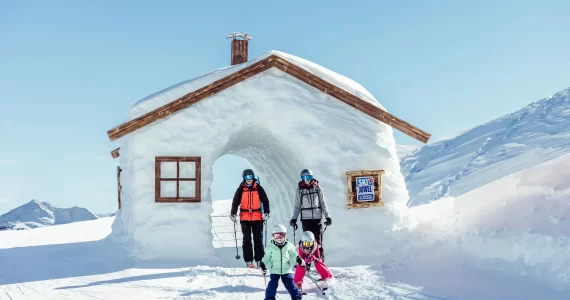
[
  {"xmin": 302, "ymin": 241, "xmax": 313, "ymax": 247},
  {"xmin": 243, "ymin": 174, "xmax": 254, "ymax": 180},
  {"xmin": 273, "ymin": 233, "xmax": 286, "ymax": 239},
  {"xmin": 301, "ymin": 175, "xmax": 313, "ymax": 181}
]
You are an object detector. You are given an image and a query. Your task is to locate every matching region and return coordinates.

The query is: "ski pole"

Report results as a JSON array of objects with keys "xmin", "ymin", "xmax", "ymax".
[
  {"xmin": 233, "ymin": 221, "xmax": 241, "ymax": 260},
  {"xmin": 293, "ymin": 226, "xmax": 296, "ymax": 244},
  {"xmin": 305, "ymin": 273, "xmax": 326, "ymax": 295},
  {"xmin": 264, "ymin": 220, "xmax": 267, "ymax": 248}
]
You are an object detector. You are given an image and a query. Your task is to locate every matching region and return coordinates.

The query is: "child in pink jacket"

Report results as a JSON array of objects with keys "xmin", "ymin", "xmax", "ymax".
[{"xmin": 293, "ymin": 231, "xmax": 332, "ymax": 290}]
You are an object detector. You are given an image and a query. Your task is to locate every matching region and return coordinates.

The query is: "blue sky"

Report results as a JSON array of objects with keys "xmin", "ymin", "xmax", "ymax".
[{"xmin": 1, "ymin": 0, "xmax": 569, "ymax": 214}]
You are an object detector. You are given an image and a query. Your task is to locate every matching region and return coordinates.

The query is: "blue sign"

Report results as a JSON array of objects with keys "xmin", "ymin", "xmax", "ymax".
[{"xmin": 356, "ymin": 176, "xmax": 375, "ymax": 202}]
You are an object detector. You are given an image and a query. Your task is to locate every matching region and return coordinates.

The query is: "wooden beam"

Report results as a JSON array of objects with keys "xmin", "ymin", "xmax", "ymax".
[
  {"xmin": 346, "ymin": 172, "xmax": 354, "ymax": 205},
  {"xmin": 155, "ymin": 198, "xmax": 201, "ymax": 203},
  {"xmin": 106, "ymin": 54, "xmax": 431, "ymax": 143},
  {"xmin": 111, "ymin": 147, "xmax": 120, "ymax": 159},
  {"xmin": 107, "ymin": 57, "xmax": 275, "ymax": 142},
  {"xmin": 273, "ymin": 57, "xmax": 430, "ymax": 143},
  {"xmin": 117, "ymin": 166, "xmax": 121, "ymax": 209},
  {"xmin": 346, "ymin": 169, "xmax": 385, "ymax": 176},
  {"xmin": 347, "ymin": 202, "xmax": 384, "ymax": 209}
]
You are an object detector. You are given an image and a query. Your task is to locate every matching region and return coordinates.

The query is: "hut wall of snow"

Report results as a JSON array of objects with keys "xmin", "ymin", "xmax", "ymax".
[{"xmin": 109, "ymin": 51, "xmax": 418, "ymax": 264}]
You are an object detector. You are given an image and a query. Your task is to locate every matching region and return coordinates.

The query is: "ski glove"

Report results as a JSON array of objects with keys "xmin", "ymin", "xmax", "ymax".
[
  {"xmin": 260, "ymin": 262, "xmax": 267, "ymax": 274},
  {"xmin": 290, "ymin": 219, "xmax": 298, "ymax": 230},
  {"xmin": 230, "ymin": 214, "xmax": 237, "ymax": 223},
  {"xmin": 263, "ymin": 213, "xmax": 270, "ymax": 221},
  {"xmin": 296, "ymin": 256, "xmax": 305, "ymax": 267},
  {"xmin": 324, "ymin": 217, "xmax": 332, "ymax": 226}
]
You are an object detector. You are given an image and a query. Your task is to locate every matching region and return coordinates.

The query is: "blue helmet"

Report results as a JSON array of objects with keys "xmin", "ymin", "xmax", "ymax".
[
  {"xmin": 242, "ymin": 169, "xmax": 255, "ymax": 180},
  {"xmin": 300, "ymin": 169, "xmax": 313, "ymax": 181}
]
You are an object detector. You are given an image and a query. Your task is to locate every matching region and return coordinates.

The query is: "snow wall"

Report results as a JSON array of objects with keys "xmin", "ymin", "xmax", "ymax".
[{"xmin": 111, "ymin": 51, "xmax": 410, "ymax": 264}]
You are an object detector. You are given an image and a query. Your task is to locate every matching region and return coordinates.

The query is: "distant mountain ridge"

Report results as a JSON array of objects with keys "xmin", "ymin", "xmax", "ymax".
[
  {"xmin": 402, "ymin": 87, "xmax": 570, "ymax": 207},
  {"xmin": 0, "ymin": 200, "xmax": 99, "ymax": 230}
]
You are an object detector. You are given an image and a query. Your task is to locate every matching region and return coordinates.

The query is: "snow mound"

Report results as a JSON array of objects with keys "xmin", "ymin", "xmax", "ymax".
[
  {"xmin": 126, "ymin": 50, "xmax": 384, "ymax": 122},
  {"xmin": 0, "ymin": 200, "xmax": 98, "ymax": 230},
  {"xmin": 407, "ymin": 152, "xmax": 570, "ymax": 295},
  {"xmin": 112, "ymin": 50, "xmax": 407, "ymax": 263},
  {"xmin": 403, "ymin": 87, "xmax": 570, "ymax": 206}
]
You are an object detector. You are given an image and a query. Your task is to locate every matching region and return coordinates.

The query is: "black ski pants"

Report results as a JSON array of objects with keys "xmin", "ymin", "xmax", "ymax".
[
  {"xmin": 241, "ymin": 220, "xmax": 264, "ymax": 262},
  {"xmin": 301, "ymin": 219, "xmax": 325, "ymax": 261}
]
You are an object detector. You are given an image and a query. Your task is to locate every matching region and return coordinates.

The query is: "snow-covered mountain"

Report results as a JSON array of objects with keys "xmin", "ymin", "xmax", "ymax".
[
  {"xmin": 396, "ymin": 144, "xmax": 419, "ymax": 159},
  {"xmin": 0, "ymin": 200, "xmax": 98, "ymax": 230},
  {"xmin": 95, "ymin": 212, "xmax": 116, "ymax": 218},
  {"xmin": 402, "ymin": 87, "xmax": 570, "ymax": 207}
]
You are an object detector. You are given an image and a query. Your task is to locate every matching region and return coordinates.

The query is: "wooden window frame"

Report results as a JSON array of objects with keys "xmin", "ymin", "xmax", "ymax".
[
  {"xmin": 155, "ymin": 156, "xmax": 201, "ymax": 203},
  {"xmin": 345, "ymin": 169, "xmax": 385, "ymax": 209}
]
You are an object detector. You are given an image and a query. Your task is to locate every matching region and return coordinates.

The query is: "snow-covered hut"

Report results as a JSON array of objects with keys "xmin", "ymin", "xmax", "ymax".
[{"xmin": 106, "ymin": 34, "xmax": 430, "ymax": 263}]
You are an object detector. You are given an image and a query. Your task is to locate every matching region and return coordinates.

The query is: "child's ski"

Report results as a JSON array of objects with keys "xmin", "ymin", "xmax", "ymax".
[{"xmin": 305, "ymin": 273, "xmax": 327, "ymax": 295}]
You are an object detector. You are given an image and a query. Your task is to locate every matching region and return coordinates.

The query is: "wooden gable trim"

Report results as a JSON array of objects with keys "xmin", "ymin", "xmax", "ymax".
[
  {"xmin": 272, "ymin": 57, "xmax": 430, "ymax": 143},
  {"xmin": 111, "ymin": 147, "xmax": 120, "ymax": 159},
  {"xmin": 107, "ymin": 55, "xmax": 431, "ymax": 143}
]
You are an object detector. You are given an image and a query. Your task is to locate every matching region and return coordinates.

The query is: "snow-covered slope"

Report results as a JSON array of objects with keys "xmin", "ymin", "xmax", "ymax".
[
  {"xmin": 396, "ymin": 144, "xmax": 419, "ymax": 159},
  {"xmin": 0, "ymin": 200, "xmax": 98, "ymax": 230},
  {"xmin": 395, "ymin": 152, "xmax": 570, "ymax": 299},
  {"xmin": 402, "ymin": 87, "xmax": 570, "ymax": 206}
]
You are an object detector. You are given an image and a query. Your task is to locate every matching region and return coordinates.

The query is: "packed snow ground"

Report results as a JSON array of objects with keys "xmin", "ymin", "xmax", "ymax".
[
  {"xmin": 0, "ymin": 217, "xmax": 443, "ymax": 300},
  {"xmin": 2, "ymin": 155, "xmax": 570, "ymax": 299}
]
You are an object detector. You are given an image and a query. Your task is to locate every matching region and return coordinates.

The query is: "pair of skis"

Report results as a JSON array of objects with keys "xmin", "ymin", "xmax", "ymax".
[{"xmin": 300, "ymin": 270, "xmax": 328, "ymax": 296}]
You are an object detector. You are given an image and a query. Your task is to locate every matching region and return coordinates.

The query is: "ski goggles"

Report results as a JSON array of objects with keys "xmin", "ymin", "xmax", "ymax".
[
  {"xmin": 243, "ymin": 174, "xmax": 254, "ymax": 180},
  {"xmin": 301, "ymin": 175, "xmax": 313, "ymax": 181},
  {"xmin": 302, "ymin": 241, "xmax": 314, "ymax": 248},
  {"xmin": 273, "ymin": 233, "xmax": 286, "ymax": 239}
]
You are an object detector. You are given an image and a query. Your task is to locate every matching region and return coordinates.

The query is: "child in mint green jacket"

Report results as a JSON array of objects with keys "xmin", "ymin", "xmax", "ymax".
[{"xmin": 260, "ymin": 224, "xmax": 303, "ymax": 300}]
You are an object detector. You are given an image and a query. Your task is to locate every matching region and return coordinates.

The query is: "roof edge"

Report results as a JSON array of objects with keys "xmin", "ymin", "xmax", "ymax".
[{"xmin": 106, "ymin": 55, "xmax": 431, "ymax": 143}]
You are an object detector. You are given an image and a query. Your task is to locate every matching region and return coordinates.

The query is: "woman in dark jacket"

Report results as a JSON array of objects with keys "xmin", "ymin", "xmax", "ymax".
[{"xmin": 230, "ymin": 169, "xmax": 270, "ymax": 268}]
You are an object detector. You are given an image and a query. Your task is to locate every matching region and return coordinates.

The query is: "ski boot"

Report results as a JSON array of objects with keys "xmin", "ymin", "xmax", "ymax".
[
  {"xmin": 246, "ymin": 261, "xmax": 255, "ymax": 268},
  {"xmin": 297, "ymin": 282, "xmax": 306, "ymax": 295}
]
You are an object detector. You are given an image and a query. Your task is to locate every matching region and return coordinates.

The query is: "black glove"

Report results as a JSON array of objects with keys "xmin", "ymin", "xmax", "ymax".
[
  {"xmin": 290, "ymin": 219, "xmax": 298, "ymax": 230},
  {"xmin": 296, "ymin": 256, "xmax": 302, "ymax": 265},
  {"xmin": 260, "ymin": 262, "xmax": 267, "ymax": 274},
  {"xmin": 324, "ymin": 217, "xmax": 332, "ymax": 226}
]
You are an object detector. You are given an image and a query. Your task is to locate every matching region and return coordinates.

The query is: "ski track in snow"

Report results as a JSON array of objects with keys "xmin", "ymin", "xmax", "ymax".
[{"xmin": 0, "ymin": 217, "xmax": 445, "ymax": 300}]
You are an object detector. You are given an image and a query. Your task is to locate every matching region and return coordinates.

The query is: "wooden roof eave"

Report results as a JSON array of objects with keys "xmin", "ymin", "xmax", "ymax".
[
  {"xmin": 111, "ymin": 147, "xmax": 120, "ymax": 159},
  {"xmin": 106, "ymin": 54, "xmax": 431, "ymax": 143}
]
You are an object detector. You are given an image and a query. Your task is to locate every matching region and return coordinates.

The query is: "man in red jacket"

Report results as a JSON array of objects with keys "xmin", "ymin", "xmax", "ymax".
[{"xmin": 230, "ymin": 169, "xmax": 270, "ymax": 268}]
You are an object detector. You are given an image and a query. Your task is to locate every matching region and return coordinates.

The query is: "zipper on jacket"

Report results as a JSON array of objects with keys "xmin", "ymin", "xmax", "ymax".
[{"xmin": 280, "ymin": 245, "xmax": 283, "ymax": 274}]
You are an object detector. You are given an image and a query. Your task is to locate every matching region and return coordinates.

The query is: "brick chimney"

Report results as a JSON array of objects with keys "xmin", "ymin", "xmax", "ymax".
[{"xmin": 227, "ymin": 32, "xmax": 253, "ymax": 65}]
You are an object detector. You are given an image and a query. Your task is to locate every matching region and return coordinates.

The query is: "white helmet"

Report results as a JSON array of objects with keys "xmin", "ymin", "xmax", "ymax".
[
  {"xmin": 300, "ymin": 231, "xmax": 316, "ymax": 254},
  {"xmin": 272, "ymin": 224, "xmax": 287, "ymax": 234},
  {"xmin": 301, "ymin": 231, "xmax": 315, "ymax": 243}
]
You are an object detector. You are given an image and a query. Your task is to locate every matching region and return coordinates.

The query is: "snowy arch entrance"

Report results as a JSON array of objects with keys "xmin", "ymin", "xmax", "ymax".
[
  {"xmin": 108, "ymin": 52, "xmax": 426, "ymax": 263},
  {"xmin": 209, "ymin": 126, "xmax": 304, "ymax": 261}
]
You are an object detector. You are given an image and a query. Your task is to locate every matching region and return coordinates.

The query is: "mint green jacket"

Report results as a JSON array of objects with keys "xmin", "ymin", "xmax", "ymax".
[{"xmin": 261, "ymin": 239, "xmax": 299, "ymax": 275}]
